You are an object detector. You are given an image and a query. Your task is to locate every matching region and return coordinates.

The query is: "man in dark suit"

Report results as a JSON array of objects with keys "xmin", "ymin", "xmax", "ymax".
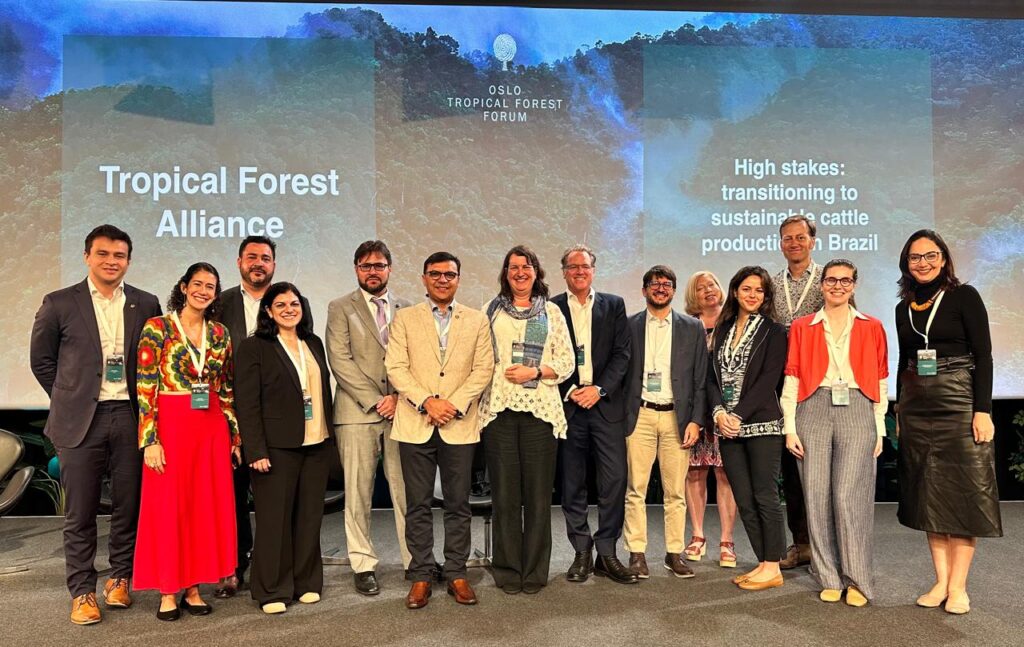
[
  {"xmin": 217, "ymin": 234, "xmax": 311, "ymax": 598},
  {"xmin": 551, "ymin": 244, "xmax": 635, "ymax": 585},
  {"xmin": 30, "ymin": 224, "xmax": 161, "ymax": 625},
  {"xmin": 622, "ymin": 265, "xmax": 707, "ymax": 580}
]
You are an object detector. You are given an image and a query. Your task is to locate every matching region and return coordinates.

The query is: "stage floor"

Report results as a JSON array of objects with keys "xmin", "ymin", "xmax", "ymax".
[{"xmin": 1, "ymin": 504, "xmax": 1021, "ymax": 647}]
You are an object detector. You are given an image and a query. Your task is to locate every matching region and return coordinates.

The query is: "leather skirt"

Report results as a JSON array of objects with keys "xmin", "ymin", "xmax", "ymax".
[{"xmin": 897, "ymin": 356, "xmax": 1002, "ymax": 537}]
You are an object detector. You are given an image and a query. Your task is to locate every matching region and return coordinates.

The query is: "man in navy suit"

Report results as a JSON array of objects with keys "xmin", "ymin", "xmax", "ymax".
[
  {"xmin": 552, "ymin": 244, "xmax": 635, "ymax": 585},
  {"xmin": 30, "ymin": 224, "xmax": 161, "ymax": 625}
]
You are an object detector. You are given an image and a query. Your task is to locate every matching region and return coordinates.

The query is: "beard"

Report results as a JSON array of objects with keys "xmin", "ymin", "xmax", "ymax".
[
  {"xmin": 645, "ymin": 293, "xmax": 673, "ymax": 308},
  {"xmin": 243, "ymin": 266, "xmax": 273, "ymax": 289},
  {"xmin": 359, "ymin": 276, "xmax": 388, "ymax": 295}
]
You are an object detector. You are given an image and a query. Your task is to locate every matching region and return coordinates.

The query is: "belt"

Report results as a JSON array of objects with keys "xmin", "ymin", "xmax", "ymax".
[
  {"xmin": 641, "ymin": 400, "xmax": 674, "ymax": 412},
  {"xmin": 96, "ymin": 399, "xmax": 131, "ymax": 408}
]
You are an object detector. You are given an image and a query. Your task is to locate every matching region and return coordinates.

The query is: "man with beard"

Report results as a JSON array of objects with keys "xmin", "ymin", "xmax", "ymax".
[
  {"xmin": 217, "ymin": 235, "xmax": 312, "ymax": 598},
  {"xmin": 326, "ymin": 240, "xmax": 412, "ymax": 595},
  {"xmin": 622, "ymin": 265, "xmax": 707, "ymax": 580}
]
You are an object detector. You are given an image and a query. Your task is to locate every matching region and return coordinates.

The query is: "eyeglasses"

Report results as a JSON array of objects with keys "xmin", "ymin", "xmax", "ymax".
[
  {"xmin": 426, "ymin": 270, "xmax": 459, "ymax": 281},
  {"xmin": 507, "ymin": 264, "xmax": 535, "ymax": 273},
  {"xmin": 823, "ymin": 277, "xmax": 855, "ymax": 288},
  {"xmin": 646, "ymin": 281, "xmax": 675, "ymax": 291},
  {"xmin": 563, "ymin": 264, "xmax": 593, "ymax": 272},
  {"xmin": 356, "ymin": 262, "xmax": 389, "ymax": 272},
  {"xmin": 907, "ymin": 251, "xmax": 941, "ymax": 265}
]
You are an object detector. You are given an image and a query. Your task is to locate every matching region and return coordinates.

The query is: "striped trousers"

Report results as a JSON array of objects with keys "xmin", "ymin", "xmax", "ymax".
[{"xmin": 795, "ymin": 388, "xmax": 877, "ymax": 599}]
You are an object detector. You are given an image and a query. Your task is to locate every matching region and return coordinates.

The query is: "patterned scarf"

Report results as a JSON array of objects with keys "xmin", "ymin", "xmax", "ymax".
[{"xmin": 485, "ymin": 295, "xmax": 549, "ymax": 363}]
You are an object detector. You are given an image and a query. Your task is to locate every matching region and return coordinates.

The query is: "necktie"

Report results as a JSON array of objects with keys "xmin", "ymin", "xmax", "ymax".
[{"xmin": 371, "ymin": 297, "xmax": 389, "ymax": 347}]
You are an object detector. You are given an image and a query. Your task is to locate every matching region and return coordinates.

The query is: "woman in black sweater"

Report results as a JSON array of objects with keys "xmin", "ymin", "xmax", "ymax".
[{"xmin": 895, "ymin": 230, "xmax": 1000, "ymax": 616}]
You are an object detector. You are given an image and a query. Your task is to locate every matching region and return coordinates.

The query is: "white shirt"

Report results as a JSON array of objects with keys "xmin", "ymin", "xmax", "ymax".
[
  {"xmin": 361, "ymin": 288, "xmax": 392, "ymax": 325},
  {"xmin": 567, "ymin": 288, "xmax": 595, "ymax": 385},
  {"xmin": 88, "ymin": 277, "xmax": 128, "ymax": 401},
  {"xmin": 641, "ymin": 310, "xmax": 674, "ymax": 404},
  {"xmin": 241, "ymin": 286, "xmax": 262, "ymax": 338}
]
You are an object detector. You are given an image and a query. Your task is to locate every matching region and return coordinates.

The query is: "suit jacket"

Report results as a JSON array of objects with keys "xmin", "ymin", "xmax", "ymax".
[
  {"xmin": 234, "ymin": 334, "xmax": 334, "ymax": 463},
  {"xmin": 325, "ymin": 288, "xmax": 409, "ymax": 424},
  {"xmin": 385, "ymin": 302, "xmax": 494, "ymax": 445},
  {"xmin": 219, "ymin": 284, "xmax": 313, "ymax": 344},
  {"xmin": 552, "ymin": 291, "xmax": 631, "ymax": 424},
  {"xmin": 30, "ymin": 278, "xmax": 162, "ymax": 448},
  {"xmin": 707, "ymin": 316, "xmax": 787, "ymax": 425},
  {"xmin": 624, "ymin": 309, "xmax": 709, "ymax": 441}
]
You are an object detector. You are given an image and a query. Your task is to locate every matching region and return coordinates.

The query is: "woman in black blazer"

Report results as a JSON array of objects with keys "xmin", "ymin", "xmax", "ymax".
[
  {"xmin": 234, "ymin": 282, "xmax": 334, "ymax": 614},
  {"xmin": 706, "ymin": 266, "xmax": 788, "ymax": 591}
]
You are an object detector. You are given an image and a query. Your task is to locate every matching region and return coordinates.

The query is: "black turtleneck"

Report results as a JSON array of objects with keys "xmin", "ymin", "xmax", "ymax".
[{"xmin": 895, "ymin": 281, "xmax": 992, "ymax": 412}]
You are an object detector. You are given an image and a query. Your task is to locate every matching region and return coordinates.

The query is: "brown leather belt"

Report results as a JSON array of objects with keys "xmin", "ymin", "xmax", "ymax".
[{"xmin": 641, "ymin": 400, "xmax": 674, "ymax": 412}]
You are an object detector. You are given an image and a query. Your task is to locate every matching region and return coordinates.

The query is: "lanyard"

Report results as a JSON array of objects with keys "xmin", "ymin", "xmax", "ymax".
[
  {"xmin": 908, "ymin": 290, "xmax": 945, "ymax": 349},
  {"xmin": 170, "ymin": 311, "xmax": 207, "ymax": 379},
  {"xmin": 784, "ymin": 262, "xmax": 817, "ymax": 319},
  {"xmin": 646, "ymin": 315, "xmax": 670, "ymax": 371},
  {"xmin": 433, "ymin": 307, "xmax": 453, "ymax": 345},
  {"xmin": 570, "ymin": 295, "xmax": 592, "ymax": 345},
  {"xmin": 277, "ymin": 336, "xmax": 308, "ymax": 392},
  {"xmin": 94, "ymin": 291, "xmax": 124, "ymax": 355},
  {"xmin": 723, "ymin": 315, "xmax": 758, "ymax": 367},
  {"xmin": 823, "ymin": 310, "xmax": 853, "ymax": 382}
]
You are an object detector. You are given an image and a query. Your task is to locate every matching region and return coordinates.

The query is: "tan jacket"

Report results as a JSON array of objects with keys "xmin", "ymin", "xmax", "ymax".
[{"xmin": 385, "ymin": 302, "xmax": 494, "ymax": 444}]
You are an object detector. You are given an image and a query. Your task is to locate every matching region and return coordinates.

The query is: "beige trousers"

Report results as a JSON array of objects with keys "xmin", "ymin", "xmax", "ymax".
[
  {"xmin": 623, "ymin": 408, "xmax": 690, "ymax": 554},
  {"xmin": 337, "ymin": 421, "xmax": 411, "ymax": 573}
]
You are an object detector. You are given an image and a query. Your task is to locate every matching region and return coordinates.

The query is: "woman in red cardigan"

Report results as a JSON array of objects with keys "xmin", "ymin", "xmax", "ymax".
[{"xmin": 781, "ymin": 259, "xmax": 888, "ymax": 608}]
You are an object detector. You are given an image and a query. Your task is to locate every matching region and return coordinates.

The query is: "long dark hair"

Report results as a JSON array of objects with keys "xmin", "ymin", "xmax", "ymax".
[
  {"xmin": 498, "ymin": 245, "xmax": 549, "ymax": 301},
  {"xmin": 897, "ymin": 229, "xmax": 961, "ymax": 301},
  {"xmin": 167, "ymin": 262, "xmax": 222, "ymax": 319},
  {"xmin": 254, "ymin": 282, "xmax": 314, "ymax": 340},
  {"xmin": 714, "ymin": 266, "xmax": 774, "ymax": 345}
]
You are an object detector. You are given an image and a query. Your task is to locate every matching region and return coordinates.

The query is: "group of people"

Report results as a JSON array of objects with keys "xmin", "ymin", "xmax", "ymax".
[{"xmin": 29, "ymin": 215, "xmax": 1000, "ymax": 625}]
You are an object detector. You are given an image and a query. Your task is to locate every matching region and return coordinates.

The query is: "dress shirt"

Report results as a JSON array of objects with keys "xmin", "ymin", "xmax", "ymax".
[
  {"xmin": 772, "ymin": 262, "xmax": 824, "ymax": 327},
  {"xmin": 567, "ymin": 287, "xmax": 595, "ymax": 386},
  {"xmin": 641, "ymin": 310, "xmax": 674, "ymax": 404},
  {"xmin": 430, "ymin": 300, "xmax": 455, "ymax": 362},
  {"xmin": 241, "ymin": 286, "xmax": 262, "ymax": 337},
  {"xmin": 88, "ymin": 277, "xmax": 128, "ymax": 401},
  {"xmin": 361, "ymin": 288, "xmax": 392, "ymax": 324}
]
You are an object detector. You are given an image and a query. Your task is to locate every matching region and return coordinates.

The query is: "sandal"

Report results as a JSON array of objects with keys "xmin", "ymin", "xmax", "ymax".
[
  {"xmin": 719, "ymin": 542, "xmax": 737, "ymax": 568},
  {"xmin": 684, "ymin": 536, "xmax": 707, "ymax": 562}
]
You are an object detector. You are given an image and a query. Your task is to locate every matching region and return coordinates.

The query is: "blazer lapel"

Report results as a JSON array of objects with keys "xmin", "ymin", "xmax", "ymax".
[
  {"xmin": 273, "ymin": 341, "xmax": 304, "ymax": 394},
  {"xmin": 352, "ymin": 291, "xmax": 385, "ymax": 350},
  {"xmin": 123, "ymin": 285, "xmax": 139, "ymax": 347},
  {"xmin": 73, "ymin": 280, "xmax": 103, "ymax": 357},
  {"xmin": 439, "ymin": 305, "xmax": 460, "ymax": 368}
]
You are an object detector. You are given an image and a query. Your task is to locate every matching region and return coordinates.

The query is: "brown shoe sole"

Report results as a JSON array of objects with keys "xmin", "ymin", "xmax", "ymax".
[{"xmin": 71, "ymin": 614, "xmax": 102, "ymax": 626}]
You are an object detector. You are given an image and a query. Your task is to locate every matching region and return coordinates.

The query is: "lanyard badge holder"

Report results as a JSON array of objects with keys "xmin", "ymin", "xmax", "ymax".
[
  {"xmin": 278, "ymin": 336, "xmax": 314, "ymax": 420},
  {"xmin": 303, "ymin": 391, "xmax": 314, "ymax": 421},
  {"xmin": 909, "ymin": 292, "xmax": 945, "ymax": 377},
  {"xmin": 171, "ymin": 311, "xmax": 209, "ymax": 410},
  {"xmin": 105, "ymin": 355, "xmax": 125, "ymax": 382},
  {"xmin": 575, "ymin": 344, "xmax": 585, "ymax": 367},
  {"xmin": 823, "ymin": 329, "xmax": 850, "ymax": 406},
  {"xmin": 191, "ymin": 383, "xmax": 210, "ymax": 409}
]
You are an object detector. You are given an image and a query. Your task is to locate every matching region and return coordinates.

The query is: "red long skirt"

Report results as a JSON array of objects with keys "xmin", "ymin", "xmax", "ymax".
[{"xmin": 133, "ymin": 393, "xmax": 237, "ymax": 593}]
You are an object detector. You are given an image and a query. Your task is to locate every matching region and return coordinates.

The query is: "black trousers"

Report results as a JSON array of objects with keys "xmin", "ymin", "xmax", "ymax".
[
  {"xmin": 55, "ymin": 401, "xmax": 141, "ymax": 597},
  {"xmin": 483, "ymin": 410, "xmax": 557, "ymax": 589},
  {"xmin": 232, "ymin": 453, "xmax": 253, "ymax": 578},
  {"xmin": 249, "ymin": 442, "xmax": 331, "ymax": 605},
  {"xmin": 781, "ymin": 448, "xmax": 810, "ymax": 546},
  {"xmin": 399, "ymin": 430, "xmax": 476, "ymax": 582},
  {"xmin": 560, "ymin": 407, "xmax": 627, "ymax": 556},
  {"xmin": 719, "ymin": 434, "xmax": 786, "ymax": 563}
]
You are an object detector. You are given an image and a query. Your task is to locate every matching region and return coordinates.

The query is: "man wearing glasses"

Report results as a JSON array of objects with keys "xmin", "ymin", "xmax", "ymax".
[
  {"xmin": 385, "ymin": 252, "xmax": 494, "ymax": 609},
  {"xmin": 325, "ymin": 240, "xmax": 412, "ymax": 595},
  {"xmin": 770, "ymin": 214, "xmax": 824, "ymax": 571},
  {"xmin": 551, "ymin": 244, "xmax": 635, "ymax": 584}
]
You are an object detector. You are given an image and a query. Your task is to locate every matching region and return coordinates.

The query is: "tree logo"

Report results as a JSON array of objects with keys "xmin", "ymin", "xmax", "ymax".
[{"xmin": 493, "ymin": 34, "xmax": 517, "ymax": 71}]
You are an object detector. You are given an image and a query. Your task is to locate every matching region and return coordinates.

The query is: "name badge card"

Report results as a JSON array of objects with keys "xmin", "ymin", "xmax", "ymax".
[
  {"xmin": 646, "ymin": 371, "xmax": 662, "ymax": 393},
  {"xmin": 722, "ymin": 383, "xmax": 735, "ymax": 403},
  {"xmin": 917, "ymin": 349, "xmax": 937, "ymax": 376},
  {"xmin": 511, "ymin": 341, "xmax": 525, "ymax": 365},
  {"xmin": 303, "ymin": 392, "xmax": 314, "ymax": 421},
  {"xmin": 191, "ymin": 383, "xmax": 210, "ymax": 410},
  {"xmin": 575, "ymin": 344, "xmax": 585, "ymax": 367},
  {"xmin": 105, "ymin": 355, "xmax": 125, "ymax": 383},
  {"xmin": 831, "ymin": 379, "xmax": 850, "ymax": 406}
]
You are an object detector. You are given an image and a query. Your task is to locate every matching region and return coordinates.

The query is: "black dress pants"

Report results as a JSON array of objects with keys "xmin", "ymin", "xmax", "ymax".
[
  {"xmin": 232, "ymin": 455, "xmax": 253, "ymax": 578},
  {"xmin": 781, "ymin": 448, "xmax": 810, "ymax": 546},
  {"xmin": 719, "ymin": 434, "xmax": 785, "ymax": 563},
  {"xmin": 560, "ymin": 407, "xmax": 627, "ymax": 556},
  {"xmin": 55, "ymin": 401, "xmax": 141, "ymax": 597},
  {"xmin": 249, "ymin": 442, "xmax": 331, "ymax": 605},
  {"xmin": 483, "ymin": 410, "xmax": 557, "ymax": 589},
  {"xmin": 399, "ymin": 429, "xmax": 476, "ymax": 582}
]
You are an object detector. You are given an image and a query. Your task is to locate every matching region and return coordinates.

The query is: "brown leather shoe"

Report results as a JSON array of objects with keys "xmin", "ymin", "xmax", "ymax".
[
  {"xmin": 779, "ymin": 543, "xmax": 811, "ymax": 570},
  {"xmin": 629, "ymin": 552, "xmax": 649, "ymax": 579},
  {"xmin": 446, "ymin": 578, "xmax": 478, "ymax": 605},
  {"xmin": 71, "ymin": 592, "xmax": 101, "ymax": 625},
  {"xmin": 406, "ymin": 581, "xmax": 431, "ymax": 609},
  {"xmin": 103, "ymin": 578, "xmax": 132, "ymax": 608},
  {"xmin": 664, "ymin": 553, "xmax": 696, "ymax": 579},
  {"xmin": 738, "ymin": 574, "xmax": 784, "ymax": 591}
]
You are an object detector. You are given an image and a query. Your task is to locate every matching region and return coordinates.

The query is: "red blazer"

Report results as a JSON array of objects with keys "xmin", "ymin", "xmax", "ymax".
[{"xmin": 785, "ymin": 308, "xmax": 888, "ymax": 403}]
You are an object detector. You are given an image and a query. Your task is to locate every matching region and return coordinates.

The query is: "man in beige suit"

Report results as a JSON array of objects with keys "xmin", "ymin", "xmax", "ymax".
[
  {"xmin": 385, "ymin": 251, "xmax": 494, "ymax": 609},
  {"xmin": 326, "ymin": 240, "xmax": 411, "ymax": 595}
]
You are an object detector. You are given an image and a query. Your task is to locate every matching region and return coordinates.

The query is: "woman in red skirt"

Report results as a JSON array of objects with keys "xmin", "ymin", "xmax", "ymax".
[{"xmin": 135, "ymin": 262, "xmax": 240, "ymax": 621}]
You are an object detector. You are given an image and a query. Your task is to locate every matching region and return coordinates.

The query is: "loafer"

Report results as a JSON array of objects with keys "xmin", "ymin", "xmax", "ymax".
[
  {"xmin": 156, "ymin": 606, "xmax": 181, "ymax": 622},
  {"xmin": 779, "ymin": 543, "xmax": 811, "ymax": 570},
  {"xmin": 738, "ymin": 574, "xmax": 784, "ymax": 591},
  {"xmin": 664, "ymin": 553, "xmax": 696, "ymax": 579},
  {"xmin": 594, "ymin": 554, "xmax": 639, "ymax": 584},
  {"xmin": 262, "ymin": 602, "xmax": 286, "ymax": 614},
  {"xmin": 406, "ymin": 581, "xmax": 431, "ymax": 609},
  {"xmin": 103, "ymin": 577, "xmax": 132, "ymax": 608},
  {"xmin": 446, "ymin": 578, "xmax": 478, "ymax": 605},
  {"xmin": 298, "ymin": 592, "xmax": 320, "ymax": 604},
  {"xmin": 179, "ymin": 595, "xmax": 213, "ymax": 616},
  {"xmin": 846, "ymin": 586, "xmax": 868, "ymax": 607},
  {"xmin": 354, "ymin": 571, "xmax": 380, "ymax": 596},
  {"xmin": 732, "ymin": 572, "xmax": 754, "ymax": 585},
  {"xmin": 819, "ymin": 589, "xmax": 842, "ymax": 603},
  {"xmin": 629, "ymin": 552, "xmax": 649, "ymax": 579},
  {"xmin": 501, "ymin": 583, "xmax": 522, "ymax": 595},
  {"xmin": 71, "ymin": 592, "xmax": 102, "ymax": 625},
  {"xmin": 214, "ymin": 574, "xmax": 241, "ymax": 599},
  {"xmin": 566, "ymin": 550, "xmax": 593, "ymax": 583},
  {"xmin": 522, "ymin": 582, "xmax": 543, "ymax": 595}
]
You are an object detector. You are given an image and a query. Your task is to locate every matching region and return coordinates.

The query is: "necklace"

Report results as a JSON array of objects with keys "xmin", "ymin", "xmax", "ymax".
[{"xmin": 910, "ymin": 295, "xmax": 938, "ymax": 312}]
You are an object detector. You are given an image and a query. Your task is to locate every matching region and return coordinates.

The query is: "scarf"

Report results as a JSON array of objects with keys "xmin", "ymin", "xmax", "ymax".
[{"xmin": 486, "ymin": 295, "xmax": 549, "ymax": 363}]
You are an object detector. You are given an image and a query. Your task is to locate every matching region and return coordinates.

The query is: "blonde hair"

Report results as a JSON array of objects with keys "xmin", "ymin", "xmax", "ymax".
[{"xmin": 684, "ymin": 271, "xmax": 724, "ymax": 316}]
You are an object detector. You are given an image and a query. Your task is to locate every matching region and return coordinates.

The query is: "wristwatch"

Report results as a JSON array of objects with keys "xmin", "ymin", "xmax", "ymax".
[{"xmin": 535, "ymin": 367, "xmax": 543, "ymax": 381}]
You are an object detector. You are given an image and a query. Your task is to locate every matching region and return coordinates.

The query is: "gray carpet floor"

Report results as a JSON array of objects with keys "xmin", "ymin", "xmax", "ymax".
[{"xmin": 1, "ymin": 503, "xmax": 1021, "ymax": 647}]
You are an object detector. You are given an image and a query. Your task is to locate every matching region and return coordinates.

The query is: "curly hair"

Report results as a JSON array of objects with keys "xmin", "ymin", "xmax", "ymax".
[{"xmin": 167, "ymin": 262, "xmax": 222, "ymax": 319}]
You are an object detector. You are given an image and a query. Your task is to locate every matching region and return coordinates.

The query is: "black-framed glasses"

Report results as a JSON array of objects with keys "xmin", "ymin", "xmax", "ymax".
[
  {"xmin": 907, "ymin": 251, "xmax": 941, "ymax": 265},
  {"xmin": 426, "ymin": 270, "xmax": 459, "ymax": 281},
  {"xmin": 356, "ymin": 262, "xmax": 389, "ymax": 272},
  {"xmin": 823, "ymin": 277, "xmax": 855, "ymax": 288},
  {"xmin": 646, "ymin": 281, "xmax": 675, "ymax": 290}
]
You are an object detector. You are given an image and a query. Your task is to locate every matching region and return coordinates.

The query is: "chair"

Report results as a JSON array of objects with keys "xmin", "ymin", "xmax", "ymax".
[{"xmin": 0, "ymin": 429, "xmax": 35, "ymax": 575}]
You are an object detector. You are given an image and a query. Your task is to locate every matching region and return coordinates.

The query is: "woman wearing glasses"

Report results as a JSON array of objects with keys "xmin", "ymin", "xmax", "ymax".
[
  {"xmin": 479, "ymin": 245, "xmax": 575, "ymax": 594},
  {"xmin": 895, "ymin": 230, "xmax": 999, "ymax": 615},
  {"xmin": 781, "ymin": 260, "xmax": 888, "ymax": 607}
]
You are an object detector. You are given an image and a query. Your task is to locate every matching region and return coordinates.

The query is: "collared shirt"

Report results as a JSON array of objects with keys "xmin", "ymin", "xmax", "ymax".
[
  {"xmin": 430, "ymin": 299, "xmax": 455, "ymax": 362},
  {"xmin": 641, "ymin": 310, "xmax": 674, "ymax": 404},
  {"xmin": 771, "ymin": 262, "xmax": 824, "ymax": 328},
  {"xmin": 361, "ymin": 288, "xmax": 391, "ymax": 324},
  {"xmin": 241, "ymin": 286, "xmax": 262, "ymax": 338},
  {"xmin": 567, "ymin": 287, "xmax": 595, "ymax": 385},
  {"xmin": 88, "ymin": 277, "xmax": 128, "ymax": 401}
]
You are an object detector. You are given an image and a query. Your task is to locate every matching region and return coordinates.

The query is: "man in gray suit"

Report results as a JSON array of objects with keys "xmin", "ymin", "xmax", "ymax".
[
  {"xmin": 326, "ymin": 240, "xmax": 411, "ymax": 595},
  {"xmin": 622, "ymin": 265, "xmax": 708, "ymax": 580},
  {"xmin": 30, "ymin": 224, "xmax": 161, "ymax": 625}
]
